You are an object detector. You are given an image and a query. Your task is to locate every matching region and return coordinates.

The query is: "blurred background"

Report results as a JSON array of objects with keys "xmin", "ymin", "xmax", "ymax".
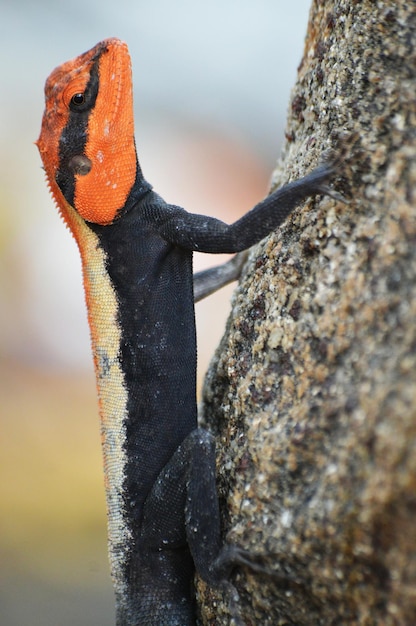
[{"xmin": 0, "ymin": 2, "xmax": 311, "ymax": 624}]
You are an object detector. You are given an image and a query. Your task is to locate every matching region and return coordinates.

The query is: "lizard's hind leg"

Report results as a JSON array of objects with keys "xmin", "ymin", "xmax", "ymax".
[
  {"xmin": 140, "ymin": 427, "xmax": 247, "ymax": 623},
  {"xmin": 141, "ymin": 428, "xmax": 222, "ymax": 579}
]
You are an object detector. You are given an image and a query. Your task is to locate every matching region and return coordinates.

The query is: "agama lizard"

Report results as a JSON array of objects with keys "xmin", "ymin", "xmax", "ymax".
[{"xmin": 37, "ymin": 38, "xmax": 342, "ymax": 626}]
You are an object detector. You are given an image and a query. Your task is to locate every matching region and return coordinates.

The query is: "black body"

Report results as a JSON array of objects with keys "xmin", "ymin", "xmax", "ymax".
[{"xmin": 88, "ymin": 163, "xmax": 338, "ymax": 625}]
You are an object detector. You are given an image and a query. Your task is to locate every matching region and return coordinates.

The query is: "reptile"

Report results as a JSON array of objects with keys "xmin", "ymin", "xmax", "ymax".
[{"xmin": 37, "ymin": 38, "xmax": 343, "ymax": 626}]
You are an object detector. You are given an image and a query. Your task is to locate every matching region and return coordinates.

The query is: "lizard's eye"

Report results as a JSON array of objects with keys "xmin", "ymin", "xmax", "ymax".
[{"xmin": 71, "ymin": 92, "xmax": 85, "ymax": 106}]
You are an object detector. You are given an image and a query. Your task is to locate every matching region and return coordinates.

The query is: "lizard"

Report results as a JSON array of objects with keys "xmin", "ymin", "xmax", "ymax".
[{"xmin": 36, "ymin": 38, "xmax": 343, "ymax": 626}]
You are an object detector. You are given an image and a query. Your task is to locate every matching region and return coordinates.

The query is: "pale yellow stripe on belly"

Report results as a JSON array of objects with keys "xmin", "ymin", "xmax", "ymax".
[{"xmin": 69, "ymin": 207, "xmax": 129, "ymax": 601}]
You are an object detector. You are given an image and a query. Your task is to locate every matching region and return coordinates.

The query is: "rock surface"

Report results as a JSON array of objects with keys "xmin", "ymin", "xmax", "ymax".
[{"xmin": 200, "ymin": 1, "xmax": 416, "ymax": 624}]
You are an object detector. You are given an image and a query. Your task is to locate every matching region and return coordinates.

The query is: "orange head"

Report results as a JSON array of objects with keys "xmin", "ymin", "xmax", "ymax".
[{"xmin": 36, "ymin": 38, "xmax": 137, "ymax": 227}]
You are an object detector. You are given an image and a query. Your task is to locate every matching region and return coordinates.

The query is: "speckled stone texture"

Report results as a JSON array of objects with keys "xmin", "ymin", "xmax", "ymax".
[{"xmin": 199, "ymin": 1, "xmax": 416, "ymax": 624}]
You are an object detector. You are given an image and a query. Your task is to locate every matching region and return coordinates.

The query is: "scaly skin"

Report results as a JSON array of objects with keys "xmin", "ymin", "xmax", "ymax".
[
  {"xmin": 37, "ymin": 40, "xmax": 144, "ymax": 618},
  {"xmin": 37, "ymin": 38, "xmax": 342, "ymax": 625},
  {"xmin": 37, "ymin": 38, "xmax": 137, "ymax": 227}
]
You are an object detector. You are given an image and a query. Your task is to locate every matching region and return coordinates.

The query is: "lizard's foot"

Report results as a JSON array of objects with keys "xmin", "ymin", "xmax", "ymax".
[{"xmin": 212, "ymin": 543, "xmax": 302, "ymax": 585}]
